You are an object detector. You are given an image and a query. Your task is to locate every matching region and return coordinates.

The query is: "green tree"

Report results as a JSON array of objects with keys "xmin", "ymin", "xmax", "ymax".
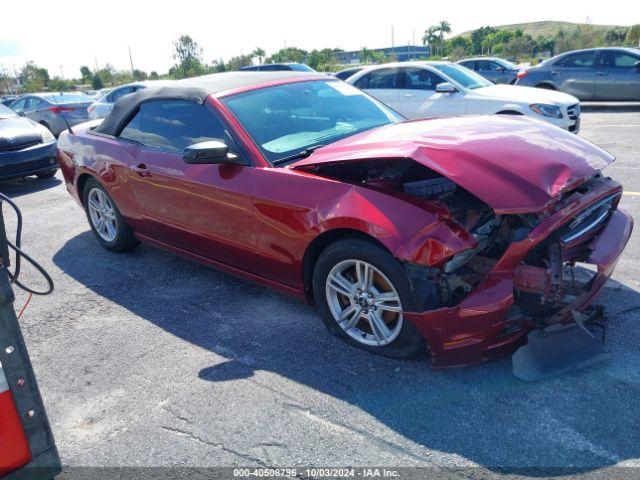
[
  {"xmin": 20, "ymin": 61, "xmax": 49, "ymax": 92},
  {"xmin": 132, "ymin": 69, "xmax": 148, "ymax": 81},
  {"xmin": 227, "ymin": 54, "xmax": 254, "ymax": 71},
  {"xmin": 79, "ymin": 65, "xmax": 92, "ymax": 84},
  {"xmin": 149, "ymin": 71, "xmax": 160, "ymax": 80},
  {"xmin": 170, "ymin": 35, "xmax": 206, "ymax": 79},
  {"xmin": 252, "ymin": 47, "xmax": 266, "ymax": 65},
  {"xmin": 626, "ymin": 24, "xmax": 640, "ymax": 46},
  {"xmin": 437, "ymin": 21, "xmax": 451, "ymax": 55},
  {"xmin": 470, "ymin": 26, "xmax": 497, "ymax": 55},
  {"xmin": 91, "ymin": 74, "xmax": 104, "ymax": 90},
  {"xmin": 266, "ymin": 47, "xmax": 308, "ymax": 64}
]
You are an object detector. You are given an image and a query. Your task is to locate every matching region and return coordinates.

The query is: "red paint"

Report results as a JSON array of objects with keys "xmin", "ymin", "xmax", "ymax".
[
  {"xmin": 0, "ymin": 389, "xmax": 31, "ymax": 475},
  {"xmin": 56, "ymin": 77, "xmax": 632, "ymax": 367},
  {"xmin": 292, "ymin": 115, "xmax": 615, "ymax": 214}
]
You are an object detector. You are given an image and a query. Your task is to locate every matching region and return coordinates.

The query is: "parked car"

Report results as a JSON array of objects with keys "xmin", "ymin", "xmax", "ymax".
[
  {"xmin": 0, "ymin": 95, "xmax": 18, "ymax": 106},
  {"xmin": 239, "ymin": 63, "xmax": 315, "ymax": 72},
  {"xmin": 457, "ymin": 57, "xmax": 519, "ymax": 84},
  {"xmin": 9, "ymin": 92, "xmax": 91, "ymax": 137},
  {"xmin": 0, "ymin": 103, "xmax": 58, "ymax": 181},
  {"xmin": 347, "ymin": 62, "xmax": 581, "ymax": 132},
  {"xmin": 333, "ymin": 66, "xmax": 364, "ymax": 80},
  {"xmin": 516, "ymin": 47, "xmax": 640, "ymax": 100},
  {"xmin": 57, "ymin": 72, "xmax": 631, "ymax": 367},
  {"xmin": 88, "ymin": 81, "xmax": 170, "ymax": 120}
]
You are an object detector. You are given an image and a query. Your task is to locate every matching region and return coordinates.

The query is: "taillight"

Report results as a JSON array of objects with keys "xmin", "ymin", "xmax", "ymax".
[
  {"xmin": 0, "ymin": 365, "xmax": 32, "ymax": 475},
  {"xmin": 48, "ymin": 106, "xmax": 74, "ymax": 114},
  {"xmin": 87, "ymin": 105, "xmax": 94, "ymax": 113},
  {"xmin": 516, "ymin": 70, "xmax": 528, "ymax": 79}
]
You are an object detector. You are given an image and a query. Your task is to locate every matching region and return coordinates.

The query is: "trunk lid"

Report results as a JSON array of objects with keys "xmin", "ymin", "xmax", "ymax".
[{"xmin": 292, "ymin": 115, "xmax": 614, "ymax": 214}]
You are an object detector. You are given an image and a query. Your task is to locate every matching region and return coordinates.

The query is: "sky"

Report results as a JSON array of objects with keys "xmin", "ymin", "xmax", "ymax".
[{"xmin": 0, "ymin": 0, "xmax": 636, "ymax": 78}]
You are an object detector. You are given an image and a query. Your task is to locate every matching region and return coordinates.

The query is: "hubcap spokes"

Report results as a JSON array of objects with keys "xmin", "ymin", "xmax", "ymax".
[
  {"xmin": 88, "ymin": 188, "xmax": 117, "ymax": 242},
  {"xmin": 326, "ymin": 260, "xmax": 403, "ymax": 347}
]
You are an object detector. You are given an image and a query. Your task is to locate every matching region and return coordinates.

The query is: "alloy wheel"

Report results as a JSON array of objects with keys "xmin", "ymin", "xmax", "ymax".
[
  {"xmin": 325, "ymin": 259, "xmax": 404, "ymax": 347},
  {"xmin": 87, "ymin": 188, "xmax": 118, "ymax": 242}
]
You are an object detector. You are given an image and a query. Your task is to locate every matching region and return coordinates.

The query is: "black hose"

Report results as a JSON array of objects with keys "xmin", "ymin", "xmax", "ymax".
[{"xmin": 0, "ymin": 191, "xmax": 54, "ymax": 296}]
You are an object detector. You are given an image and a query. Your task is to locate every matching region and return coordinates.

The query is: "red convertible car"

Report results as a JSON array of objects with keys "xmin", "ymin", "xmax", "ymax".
[{"xmin": 57, "ymin": 72, "xmax": 632, "ymax": 367}]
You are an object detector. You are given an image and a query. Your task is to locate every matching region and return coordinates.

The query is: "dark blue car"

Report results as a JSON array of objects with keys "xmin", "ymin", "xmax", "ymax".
[{"xmin": 0, "ymin": 103, "xmax": 57, "ymax": 182}]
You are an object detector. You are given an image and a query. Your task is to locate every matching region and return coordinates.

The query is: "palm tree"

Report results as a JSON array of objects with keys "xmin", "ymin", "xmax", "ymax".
[
  {"xmin": 422, "ymin": 26, "xmax": 440, "ymax": 56},
  {"xmin": 252, "ymin": 47, "xmax": 266, "ymax": 65},
  {"xmin": 438, "ymin": 21, "xmax": 451, "ymax": 56}
]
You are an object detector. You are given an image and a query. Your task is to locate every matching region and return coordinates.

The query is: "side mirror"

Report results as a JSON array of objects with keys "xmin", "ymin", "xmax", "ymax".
[
  {"xmin": 435, "ymin": 82, "xmax": 457, "ymax": 94},
  {"xmin": 183, "ymin": 140, "xmax": 241, "ymax": 165}
]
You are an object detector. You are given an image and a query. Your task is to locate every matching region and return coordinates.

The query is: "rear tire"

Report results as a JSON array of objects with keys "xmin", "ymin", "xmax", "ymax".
[
  {"xmin": 83, "ymin": 178, "xmax": 138, "ymax": 253},
  {"xmin": 313, "ymin": 238, "xmax": 427, "ymax": 359},
  {"xmin": 36, "ymin": 169, "xmax": 57, "ymax": 179}
]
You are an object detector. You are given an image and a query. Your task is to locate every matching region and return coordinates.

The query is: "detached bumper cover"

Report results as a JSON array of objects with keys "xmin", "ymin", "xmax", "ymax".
[{"xmin": 406, "ymin": 181, "xmax": 633, "ymax": 368}]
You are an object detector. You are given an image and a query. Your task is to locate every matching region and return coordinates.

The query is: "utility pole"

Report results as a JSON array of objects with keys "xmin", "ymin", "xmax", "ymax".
[
  {"xmin": 59, "ymin": 65, "xmax": 64, "ymax": 79},
  {"xmin": 94, "ymin": 56, "xmax": 99, "ymax": 72},
  {"xmin": 391, "ymin": 25, "xmax": 395, "ymax": 51},
  {"xmin": 128, "ymin": 45, "xmax": 134, "ymax": 76}
]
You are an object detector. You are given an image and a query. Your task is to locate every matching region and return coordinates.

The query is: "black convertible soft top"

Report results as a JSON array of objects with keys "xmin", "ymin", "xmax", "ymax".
[{"xmin": 94, "ymin": 71, "xmax": 325, "ymax": 136}]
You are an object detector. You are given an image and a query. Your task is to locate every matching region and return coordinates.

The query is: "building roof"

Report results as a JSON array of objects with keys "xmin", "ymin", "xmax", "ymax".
[{"xmin": 94, "ymin": 71, "xmax": 325, "ymax": 136}]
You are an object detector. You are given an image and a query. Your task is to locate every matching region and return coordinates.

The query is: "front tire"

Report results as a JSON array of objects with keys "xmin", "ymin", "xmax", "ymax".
[
  {"xmin": 313, "ymin": 238, "xmax": 426, "ymax": 359},
  {"xmin": 83, "ymin": 178, "xmax": 138, "ymax": 252}
]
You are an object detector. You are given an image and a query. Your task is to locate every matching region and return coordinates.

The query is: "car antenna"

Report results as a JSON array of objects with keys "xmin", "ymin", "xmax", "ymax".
[{"xmin": 60, "ymin": 112, "xmax": 74, "ymax": 135}]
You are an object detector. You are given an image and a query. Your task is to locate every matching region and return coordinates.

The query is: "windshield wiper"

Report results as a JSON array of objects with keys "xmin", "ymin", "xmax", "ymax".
[{"xmin": 272, "ymin": 144, "xmax": 325, "ymax": 166}]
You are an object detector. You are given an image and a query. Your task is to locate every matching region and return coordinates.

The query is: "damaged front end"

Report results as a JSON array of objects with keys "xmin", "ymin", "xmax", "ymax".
[{"xmin": 404, "ymin": 175, "xmax": 632, "ymax": 369}]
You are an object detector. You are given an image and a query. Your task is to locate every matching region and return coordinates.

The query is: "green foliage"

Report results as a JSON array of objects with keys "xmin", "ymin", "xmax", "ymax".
[
  {"xmin": 170, "ymin": 35, "xmax": 206, "ymax": 79},
  {"xmin": 47, "ymin": 77, "xmax": 75, "ymax": 92},
  {"xmin": 132, "ymin": 69, "xmax": 147, "ymax": 81},
  {"xmin": 79, "ymin": 65, "xmax": 92, "ymax": 84},
  {"xmin": 252, "ymin": 47, "xmax": 266, "ymax": 65},
  {"xmin": 226, "ymin": 55, "xmax": 254, "ymax": 71},
  {"xmin": 91, "ymin": 74, "xmax": 104, "ymax": 90},
  {"xmin": 266, "ymin": 47, "xmax": 308, "ymax": 64},
  {"xmin": 626, "ymin": 24, "xmax": 640, "ymax": 46},
  {"xmin": 149, "ymin": 71, "xmax": 160, "ymax": 80},
  {"xmin": 20, "ymin": 61, "xmax": 50, "ymax": 92}
]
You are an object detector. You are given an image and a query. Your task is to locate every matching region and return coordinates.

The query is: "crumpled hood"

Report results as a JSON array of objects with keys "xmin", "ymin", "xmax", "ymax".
[{"xmin": 292, "ymin": 115, "xmax": 615, "ymax": 214}]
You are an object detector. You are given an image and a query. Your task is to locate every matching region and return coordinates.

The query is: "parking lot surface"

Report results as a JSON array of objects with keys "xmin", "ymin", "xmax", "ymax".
[{"xmin": 3, "ymin": 108, "xmax": 640, "ymax": 478}]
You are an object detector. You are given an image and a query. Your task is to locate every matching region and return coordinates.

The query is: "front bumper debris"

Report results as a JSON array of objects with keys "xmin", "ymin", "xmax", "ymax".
[
  {"xmin": 405, "ymin": 179, "xmax": 633, "ymax": 368},
  {"xmin": 512, "ymin": 305, "xmax": 609, "ymax": 381}
]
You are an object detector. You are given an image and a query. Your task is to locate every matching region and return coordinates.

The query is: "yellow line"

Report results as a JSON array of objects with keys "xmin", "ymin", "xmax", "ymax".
[{"xmin": 623, "ymin": 192, "xmax": 640, "ymax": 196}]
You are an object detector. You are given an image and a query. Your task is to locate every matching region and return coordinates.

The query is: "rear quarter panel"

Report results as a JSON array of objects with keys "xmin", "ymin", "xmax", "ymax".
[{"xmin": 57, "ymin": 130, "xmax": 143, "ymax": 228}]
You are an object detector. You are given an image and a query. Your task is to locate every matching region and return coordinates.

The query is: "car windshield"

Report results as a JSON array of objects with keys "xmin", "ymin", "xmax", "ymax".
[
  {"xmin": 44, "ymin": 93, "xmax": 89, "ymax": 104},
  {"xmin": 494, "ymin": 58, "xmax": 519, "ymax": 70},
  {"xmin": 221, "ymin": 80, "xmax": 403, "ymax": 165},
  {"xmin": 0, "ymin": 104, "xmax": 17, "ymax": 119},
  {"xmin": 433, "ymin": 64, "xmax": 493, "ymax": 90}
]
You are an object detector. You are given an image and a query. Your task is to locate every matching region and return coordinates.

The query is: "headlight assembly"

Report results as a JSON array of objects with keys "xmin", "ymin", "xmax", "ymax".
[
  {"xmin": 530, "ymin": 103, "xmax": 563, "ymax": 119},
  {"xmin": 37, "ymin": 123, "xmax": 55, "ymax": 143}
]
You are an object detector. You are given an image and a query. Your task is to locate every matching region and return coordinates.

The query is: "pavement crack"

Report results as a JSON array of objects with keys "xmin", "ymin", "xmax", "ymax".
[{"xmin": 160, "ymin": 426, "xmax": 267, "ymax": 466}]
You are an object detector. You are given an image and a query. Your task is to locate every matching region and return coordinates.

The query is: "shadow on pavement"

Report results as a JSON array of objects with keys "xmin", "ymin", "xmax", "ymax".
[
  {"xmin": 53, "ymin": 231, "xmax": 640, "ymax": 475},
  {"xmin": 580, "ymin": 102, "xmax": 640, "ymax": 113},
  {"xmin": 0, "ymin": 175, "xmax": 62, "ymax": 199}
]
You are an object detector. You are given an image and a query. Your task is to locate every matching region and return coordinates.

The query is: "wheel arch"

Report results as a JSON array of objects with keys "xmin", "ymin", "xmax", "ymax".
[
  {"xmin": 302, "ymin": 229, "xmax": 394, "ymax": 304},
  {"xmin": 535, "ymin": 82, "xmax": 556, "ymax": 90},
  {"xmin": 76, "ymin": 172, "xmax": 98, "ymax": 206}
]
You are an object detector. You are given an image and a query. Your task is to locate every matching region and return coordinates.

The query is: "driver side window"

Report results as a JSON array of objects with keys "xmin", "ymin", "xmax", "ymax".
[{"xmin": 119, "ymin": 100, "xmax": 227, "ymax": 154}]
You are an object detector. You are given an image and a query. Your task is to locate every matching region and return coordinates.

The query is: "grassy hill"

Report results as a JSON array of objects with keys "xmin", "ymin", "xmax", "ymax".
[{"xmin": 458, "ymin": 21, "xmax": 627, "ymax": 38}]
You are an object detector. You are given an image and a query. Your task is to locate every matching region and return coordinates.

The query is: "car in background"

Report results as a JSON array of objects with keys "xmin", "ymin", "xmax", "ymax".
[
  {"xmin": 239, "ymin": 63, "xmax": 315, "ymax": 72},
  {"xmin": 333, "ymin": 66, "xmax": 364, "ymax": 81},
  {"xmin": 0, "ymin": 95, "xmax": 18, "ymax": 106},
  {"xmin": 457, "ymin": 57, "xmax": 519, "ymax": 84},
  {"xmin": 57, "ymin": 71, "xmax": 631, "ymax": 367},
  {"xmin": 9, "ymin": 92, "xmax": 91, "ymax": 137},
  {"xmin": 0, "ymin": 103, "xmax": 58, "ymax": 181},
  {"xmin": 347, "ymin": 62, "xmax": 581, "ymax": 132},
  {"xmin": 516, "ymin": 47, "xmax": 640, "ymax": 100},
  {"xmin": 88, "ymin": 81, "xmax": 170, "ymax": 120}
]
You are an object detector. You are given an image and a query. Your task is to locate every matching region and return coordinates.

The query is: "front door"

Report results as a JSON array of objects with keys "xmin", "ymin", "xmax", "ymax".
[
  {"xmin": 551, "ymin": 50, "xmax": 596, "ymax": 100},
  {"xmin": 397, "ymin": 66, "xmax": 466, "ymax": 120},
  {"xmin": 117, "ymin": 99, "xmax": 259, "ymax": 273},
  {"xmin": 595, "ymin": 50, "xmax": 640, "ymax": 101},
  {"xmin": 355, "ymin": 67, "xmax": 404, "ymax": 112}
]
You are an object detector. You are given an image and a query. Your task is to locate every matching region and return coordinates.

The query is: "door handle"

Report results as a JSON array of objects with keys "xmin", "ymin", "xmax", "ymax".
[
  {"xmin": 596, "ymin": 71, "xmax": 608, "ymax": 76},
  {"xmin": 404, "ymin": 93, "xmax": 416, "ymax": 98},
  {"xmin": 550, "ymin": 70, "xmax": 559, "ymax": 75},
  {"xmin": 133, "ymin": 163, "xmax": 151, "ymax": 177}
]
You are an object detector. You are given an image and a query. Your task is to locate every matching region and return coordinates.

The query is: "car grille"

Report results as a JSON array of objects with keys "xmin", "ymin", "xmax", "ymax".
[
  {"xmin": 0, "ymin": 157, "xmax": 57, "ymax": 176},
  {"xmin": 567, "ymin": 103, "xmax": 580, "ymax": 121},
  {"xmin": 0, "ymin": 140, "xmax": 41, "ymax": 152}
]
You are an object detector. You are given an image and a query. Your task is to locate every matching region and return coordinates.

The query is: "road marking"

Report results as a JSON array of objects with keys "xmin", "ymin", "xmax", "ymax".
[{"xmin": 623, "ymin": 191, "xmax": 640, "ymax": 196}]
